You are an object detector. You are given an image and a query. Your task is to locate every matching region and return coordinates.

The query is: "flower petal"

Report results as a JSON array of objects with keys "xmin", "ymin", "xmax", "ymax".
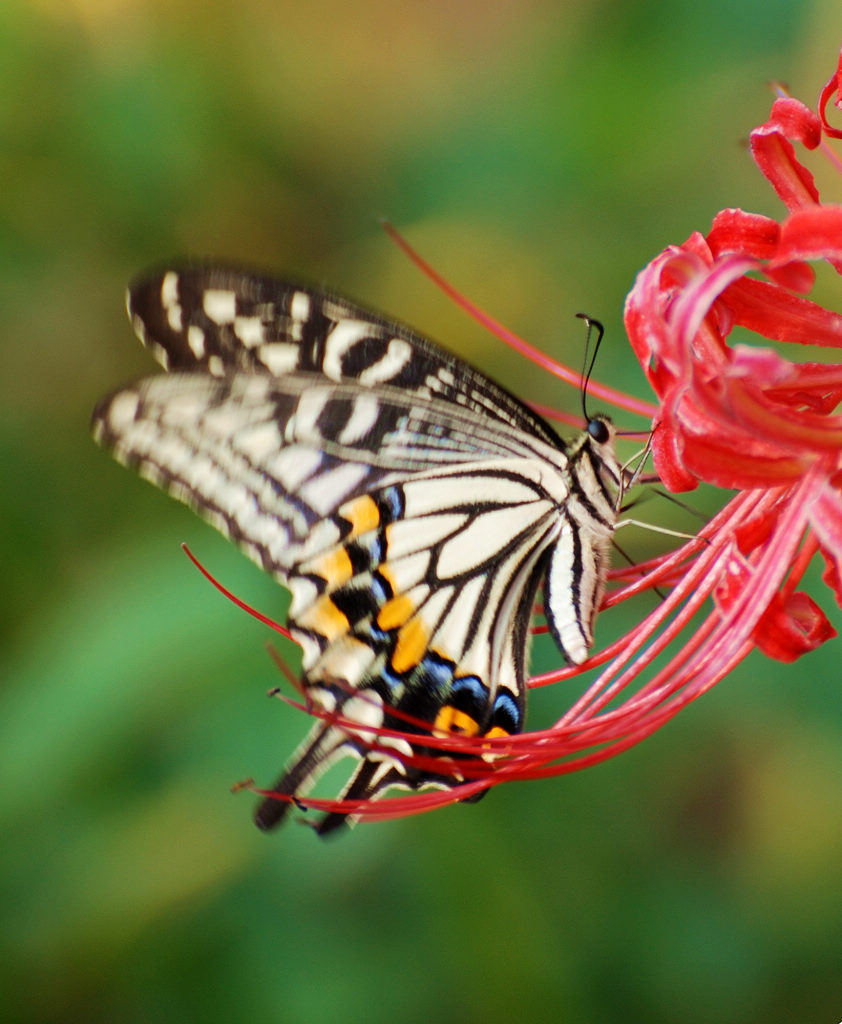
[
  {"xmin": 818, "ymin": 47, "xmax": 842, "ymax": 140},
  {"xmin": 752, "ymin": 591, "xmax": 836, "ymax": 661},
  {"xmin": 706, "ymin": 208, "xmax": 781, "ymax": 260},
  {"xmin": 749, "ymin": 97, "xmax": 821, "ymax": 210},
  {"xmin": 774, "ymin": 204, "xmax": 842, "ymax": 275},
  {"xmin": 810, "ymin": 474, "xmax": 842, "ymax": 603},
  {"xmin": 714, "ymin": 548, "xmax": 836, "ymax": 662},
  {"xmin": 722, "ymin": 276, "xmax": 842, "ymax": 347}
]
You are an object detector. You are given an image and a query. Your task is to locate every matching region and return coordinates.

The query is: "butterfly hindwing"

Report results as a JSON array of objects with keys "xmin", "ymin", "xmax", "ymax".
[
  {"xmin": 94, "ymin": 266, "xmax": 624, "ymax": 833},
  {"xmin": 259, "ymin": 462, "xmax": 564, "ymax": 832}
]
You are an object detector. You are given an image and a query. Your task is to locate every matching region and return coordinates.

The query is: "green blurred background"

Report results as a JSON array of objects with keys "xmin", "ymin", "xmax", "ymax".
[{"xmin": 2, "ymin": 2, "xmax": 842, "ymax": 1022}]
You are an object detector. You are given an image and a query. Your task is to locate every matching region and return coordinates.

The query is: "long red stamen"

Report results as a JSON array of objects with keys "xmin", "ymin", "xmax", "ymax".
[{"xmin": 382, "ymin": 220, "xmax": 658, "ymax": 420}]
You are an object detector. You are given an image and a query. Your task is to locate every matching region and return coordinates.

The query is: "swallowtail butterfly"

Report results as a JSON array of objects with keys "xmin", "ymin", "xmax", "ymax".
[{"xmin": 92, "ymin": 267, "xmax": 623, "ymax": 834}]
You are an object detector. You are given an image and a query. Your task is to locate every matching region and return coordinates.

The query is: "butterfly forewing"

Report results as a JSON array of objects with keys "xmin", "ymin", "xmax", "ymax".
[
  {"xmin": 129, "ymin": 267, "xmax": 561, "ymax": 444},
  {"xmin": 93, "ymin": 266, "xmax": 622, "ymax": 833}
]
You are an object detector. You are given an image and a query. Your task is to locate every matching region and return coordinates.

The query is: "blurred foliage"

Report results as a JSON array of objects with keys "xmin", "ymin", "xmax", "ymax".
[{"xmin": 2, "ymin": 1, "xmax": 842, "ymax": 1022}]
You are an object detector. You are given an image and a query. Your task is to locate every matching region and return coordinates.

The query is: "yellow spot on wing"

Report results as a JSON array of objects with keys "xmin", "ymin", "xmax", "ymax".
[
  {"xmin": 308, "ymin": 546, "xmax": 353, "ymax": 588},
  {"xmin": 481, "ymin": 725, "xmax": 514, "ymax": 763},
  {"xmin": 296, "ymin": 594, "xmax": 350, "ymax": 642},
  {"xmin": 378, "ymin": 562, "xmax": 398, "ymax": 594},
  {"xmin": 377, "ymin": 593, "xmax": 415, "ymax": 630},
  {"xmin": 340, "ymin": 495, "xmax": 380, "ymax": 538},
  {"xmin": 392, "ymin": 616, "xmax": 429, "ymax": 673},
  {"xmin": 433, "ymin": 705, "xmax": 481, "ymax": 737}
]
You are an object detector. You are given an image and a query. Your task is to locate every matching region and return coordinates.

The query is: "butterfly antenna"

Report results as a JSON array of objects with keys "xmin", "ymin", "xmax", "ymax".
[{"xmin": 575, "ymin": 313, "xmax": 605, "ymax": 423}]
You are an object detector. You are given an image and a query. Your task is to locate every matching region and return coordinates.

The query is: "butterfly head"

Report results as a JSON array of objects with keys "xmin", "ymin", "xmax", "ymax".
[
  {"xmin": 586, "ymin": 414, "xmax": 612, "ymax": 446},
  {"xmin": 582, "ymin": 413, "xmax": 624, "ymax": 496}
]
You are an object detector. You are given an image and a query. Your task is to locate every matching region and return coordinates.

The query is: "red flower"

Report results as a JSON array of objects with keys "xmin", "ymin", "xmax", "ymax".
[
  {"xmin": 623, "ymin": 62, "xmax": 842, "ymax": 665},
  {"xmin": 235, "ymin": 54, "xmax": 842, "ymax": 826}
]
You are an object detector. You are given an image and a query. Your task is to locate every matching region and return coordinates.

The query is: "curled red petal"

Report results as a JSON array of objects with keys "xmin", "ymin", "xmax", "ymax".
[
  {"xmin": 810, "ymin": 475, "xmax": 842, "ymax": 604},
  {"xmin": 669, "ymin": 254, "xmax": 756, "ymax": 361},
  {"xmin": 818, "ymin": 46, "xmax": 842, "ymax": 139},
  {"xmin": 672, "ymin": 422, "xmax": 809, "ymax": 488},
  {"xmin": 820, "ymin": 549, "xmax": 842, "ymax": 606},
  {"xmin": 762, "ymin": 96, "xmax": 823, "ymax": 148},
  {"xmin": 733, "ymin": 508, "xmax": 777, "ymax": 556},
  {"xmin": 749, "ymin": 97, "xmax": 821, "ymax": 210},
  {"xmin": 686, "ymin": 368, "xmax": 842, "ymax": 478},
  {"xmin": 705, "ymin": 210, "xmax": 813, "ymax": 307},
  {"xmin": 720, "ymin": 276, "xmax": 842, "ymax": 346},
  {"xmin": 751, "ymin": 591, "xmax": 836, "ymax": 661},
  {"xmin": 650, "ymin": 411, "xmax": 699, "ymax": 492},
  {"xmin": 773, "ymin": 204, "xmax": 842, "ymax": 275},
  {"xmin": 714, "ymin": 550, "xmax": 835, "ymax": 662},
  {"xmin": 728, "ymin": 345, "xmax": 842, "ymax": 416},
  {"xmin": 706, "ymin": 210, "xmax": 815, "ymax": 291},
  {"xmin": 664, "ymin": 382, "xmax": 806, "ymax": 488},
  {"xmin": 706, "ymin": 208, "xmax": 781, "ymax": 259},
  {"xmin": 820, "ymin": 547, "xmax": 842, "ymax": 606},
  {"xmin": 623, "ymin": 247, "xmax": 690, "ymax": 395},
  {"xmin": 764, "ymin": 261, "xmax": 816, "ymax": 293}
]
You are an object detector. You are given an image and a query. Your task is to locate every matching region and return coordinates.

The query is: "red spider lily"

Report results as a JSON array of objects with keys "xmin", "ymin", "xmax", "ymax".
[
  {"xmin": 229, "ymin": 54, "xmax": 842, "ymax": 827},
  {"xmin": 622, "ymin": 64, "xmax": 842, "ymax": 664}
]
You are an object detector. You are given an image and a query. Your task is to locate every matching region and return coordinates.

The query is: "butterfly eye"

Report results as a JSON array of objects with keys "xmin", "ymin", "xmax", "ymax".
[{"xmin": 587, "ymin": 417, "xmax": 610, "ymax": 444}]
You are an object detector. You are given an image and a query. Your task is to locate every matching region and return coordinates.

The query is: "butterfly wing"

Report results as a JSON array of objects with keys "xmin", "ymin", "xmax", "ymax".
[
  {"xmin": 127, "ymin": 267, "xmax": 562, "ymax": 444},
  {"xmin": 93, "ymin": 268, "xmax": 594, "ymax": 832}
]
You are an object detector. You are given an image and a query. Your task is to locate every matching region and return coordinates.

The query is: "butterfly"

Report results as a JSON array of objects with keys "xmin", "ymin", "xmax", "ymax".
[{"xmin": 91, "ymin": 266, "xmax": 624, "ymax": 835}]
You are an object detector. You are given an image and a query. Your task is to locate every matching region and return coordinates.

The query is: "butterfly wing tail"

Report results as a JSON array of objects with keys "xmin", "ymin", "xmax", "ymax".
[
  {"xmin": 254, "ymin": 720, "xmax": 353, "ymax": 831},
  {"xmin": 313, "ymin": 752, "xmax": 495, "ymax": 835},
  {"xmin": 312, "ymin": 757, "xmax": 407, "ymax": 836},
  {"xmin": 255, "ymin": 721, "xmax": 414, "ymax": 836}
]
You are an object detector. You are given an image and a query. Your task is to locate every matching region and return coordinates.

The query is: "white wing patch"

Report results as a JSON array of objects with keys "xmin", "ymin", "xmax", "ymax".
[
  {"xmin": 288, "ymin": 388, "xmax": 330, "ymax": 440},
  {"xmin": 187, "ymin": 325, "xmax": 206, "ymax": 359},
  {"xmin": 161, "ymin": 271, "xmax": 182, "ymax": 332},
  {"xmin": 338, "ymin": 394, "xmax": 380, "ymax": 445},
  {"xmin": 357, "ymin": 338, "xmax": 413, "ymax": 386},
  {"xmin": 385, "ymin": 514, "xmax": 469, "ymax": 560},
  {"xmin": 264, "ymin": 445, "xmax": 323, "ymax": 491},
  {"xmin": 203, "ymin": 289, "xmax": 237, "ymax": 324},
  {"xmin": 235, "ymin": 421, "xmax": 282, "ymax": 463},
  {"xmin": 298, "ymin": 461, "xmax": 370, "ymax": 515},
  {"xmin": 437, "ymin": 500, "xmax": 549, "ymax": 578},
  {"xmin": 289, "ymin": 289, "xmax": 311, "ymax": 328},
  {"xmin": 400, "ymin": 467, "xmax": 540, "ymax": 516},
  {"xmin": 234, "ymin": 316, "xmax": 265, "ymax": 348},
  {"xmin": 323, "ymin": 320, "xmax": 372, "ymax": 380},
  {"xmin": 258, "ymin": 342, "xmax": 299, "ymax": 375}
]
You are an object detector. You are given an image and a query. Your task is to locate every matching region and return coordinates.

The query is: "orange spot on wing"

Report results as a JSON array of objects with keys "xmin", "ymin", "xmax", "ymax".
[
  {"xmin": 391, "ymin": 615, "xmax": 429, "ymax": 673},
  {"xmin": 377, "ymin": 593, "xmax": 415, "ymax": 630},
  {"xmin": 340, "ymin": 495, "xmax": 380, "ymax": 538},
  {"xmin": 433, "ymin": 705, "xmax": 481, "ymax": 737},
  {"xmin": 309, "ymin": 546, "xmax": 353, "ymax": 588},
  {"xmin": 296, "ymin": 594, "xmax": 350, "ymax": 642}
]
